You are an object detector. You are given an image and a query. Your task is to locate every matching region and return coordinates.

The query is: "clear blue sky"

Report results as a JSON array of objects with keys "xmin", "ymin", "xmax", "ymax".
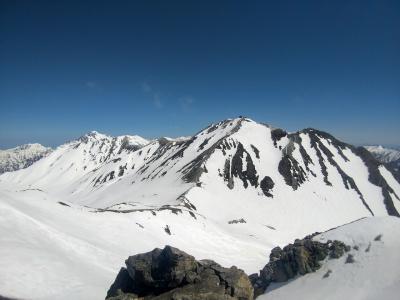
[{"xmin": 1, "ymin": 0, "xmax": 399, "ymax": 148}]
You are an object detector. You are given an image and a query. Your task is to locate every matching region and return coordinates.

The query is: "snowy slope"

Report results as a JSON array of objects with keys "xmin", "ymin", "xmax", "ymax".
[
  {"xmin": 0, "ymin": 183, "xmax": 274, "ymax": 299},
  {"xmin": 0, "ymin": 117, "xmax": 399, "ymax": 299},
  {"xmin": 258, "ymin": 216, "xmax": 400, "ymax": 300},
  {"xmin": 0, "ymin": 143, "xmax": 52, "ymax": 174},
  {"xmin": 0, "ymin": 131, "xmax": 149, "ymax": 194}
]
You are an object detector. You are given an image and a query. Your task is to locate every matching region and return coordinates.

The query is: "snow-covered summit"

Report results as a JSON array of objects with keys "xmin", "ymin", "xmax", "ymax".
[
  {"xmin": 364, "ymin": 145, "xmax": 400, "ymax": 164},
  {"xmin": 161, "ymin": 136, "xmax": 192, "ymax": 143},
  {"xmin": 0, "ymin": 131, "xmax": 149, "ymax": 189},
  {"xmin": 0, "ymin": 143, "xmax": 52, "ymax": 174},
  {"xmin": 76, "ymin": 130, "xmax": 148, "ymax": 147}
]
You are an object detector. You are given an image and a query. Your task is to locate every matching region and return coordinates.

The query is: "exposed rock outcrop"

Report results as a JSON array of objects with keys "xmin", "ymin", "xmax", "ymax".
[
  {"xmin": 0, "ymin": 296, "xmax": 18, "ymax": 300},
  {"xmin": 250, "ymin": 236, "xmax": 350, "ymax": 297},
  {"xmin": 106, "ymin": 246, "xmax": 253, "ymax": 300},
  {"xmin": 270, "ymin": 128, "xmax": 287, "ymax": 147},
  {"xmin": 260, "ymin": 176, "xmax": 274, "ymax": 197}
]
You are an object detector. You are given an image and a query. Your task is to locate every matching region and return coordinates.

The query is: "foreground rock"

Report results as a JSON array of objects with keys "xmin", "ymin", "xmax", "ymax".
[
  {"xmin": 250, "ymin": 236, "xmax": 350, "ymax": 297},
  {"xmin": 106, "ymin": 246, "xmax": 254, "ymax": 300}
]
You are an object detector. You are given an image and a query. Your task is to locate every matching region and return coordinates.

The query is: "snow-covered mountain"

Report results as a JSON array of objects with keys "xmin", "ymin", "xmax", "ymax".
[
  {"xmin": 0, "ymin": 143, "xmax": 52, "ymax": 174},
  {"xmin": 0, "ymin": 117, "xmax": 399, "ymax": 299},
  {"xmin": 365, "ymin": 145, "xmax": 400, "ymax": 164},
  {"xmin": 3, "ymin": 117, "xmax": 398, "ymax": 217},
  {"xmin": 1, "ymin": 130, "xmax": 149, "ymax": 188},
  {"xmin": 365, "ymin": 145, "xmax": 400, "ymax": 182}
]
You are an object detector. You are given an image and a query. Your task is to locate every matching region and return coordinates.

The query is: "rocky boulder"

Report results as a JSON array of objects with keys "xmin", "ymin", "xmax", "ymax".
[
  {"xmin": 250, "ymin": 237, "xmax": 350, "ymax": 297},
  {"xmin": 106, "ymin": 246, "xmax": 253, "ymax": 300}
]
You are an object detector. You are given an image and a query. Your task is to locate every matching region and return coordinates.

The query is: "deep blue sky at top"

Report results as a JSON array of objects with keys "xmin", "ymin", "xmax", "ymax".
[{"xmin": 0, "ymin": 0, "xmax": 399, "ymax": 148}]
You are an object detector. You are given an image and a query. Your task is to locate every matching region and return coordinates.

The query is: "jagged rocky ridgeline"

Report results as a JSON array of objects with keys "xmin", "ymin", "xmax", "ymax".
[{"xmin": 106, "ymin": 237, "xmax": 350, "ymax": 300}]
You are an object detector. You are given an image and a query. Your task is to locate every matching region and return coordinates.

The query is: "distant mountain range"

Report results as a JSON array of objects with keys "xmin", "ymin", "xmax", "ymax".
[
  {"xmin": 0, "ymin": 133, "xmax": 149, "ymax": 175},
  {"xmin": 0, "ymin": 143, "xmax": 52, "ymax": 174},
  {"xmin": 364, "ymin": 145, "xmax": 400, "ymax": 163},
  {"xmin": 365, "ymin": 145, "xmax": 400, "ymax": 181}
]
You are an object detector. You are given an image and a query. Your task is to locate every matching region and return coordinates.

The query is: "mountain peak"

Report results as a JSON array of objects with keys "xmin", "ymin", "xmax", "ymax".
[
  {"xmin": 85, "ymin": 130, "xmax": 109, "ymax": 138},
  {"xmin": 88, "ymin": 130, "xmax": 101, "ymax": 135},
  {"xmin": 12, "ymin": 143, "xmax": 49, "ymax": 151},
  {"xmin": 76, "ymin": 131, "xmax": 110, "ymax": 144},
  {"xmin": 0, "ymin": 143, "xmax": 52, "ymax": 174}
]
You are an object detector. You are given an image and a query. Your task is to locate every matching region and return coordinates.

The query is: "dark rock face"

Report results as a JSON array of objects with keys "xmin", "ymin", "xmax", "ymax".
[
  {"xmin": 260, "ymin": 176, "xmax": 274, "ymax": 197},
  {"xmin": 107, "ymin": 268, "xmax": 137, "ymax": 298},
  {"xmin": 305, "ymin": 131, "xmax": 332, "ymax": 186},
  {"xmin": 118, "ymin": 164, "xmax": 127, "ymax": 177},
  {"xmin": 345, "ymin": 254, "xmax": 355, "ymax": 264},
  {"xmin": 250, "ymin": 145, "xmax": 260, "ymax": 159},
  {"xmin": 222, "ymin": 143, "xmax": 274, "ymax": 197},
  {"xmin": 250, "ymin": 237, "xmax": 350, "ymax": 297},
  {"xmin": 278, "ymin": 154, "xmax": 306, "ymax": 190},
  {"xmin": 0, "ymin": 296, "xmax": 18, "ymax": 300},
  {"xmin": 106, "ymin": 246, "xmax": 253, "ymax": 300},
  {"xmin": 164, "ymin": 225, "xmax": 171, "ymax": 235},
  {"xmin": 180, "ymin": 119, "xmax": 244, "ymax": 184},
  {"xmin": 231, "ymin": 143, "xmax": 259, "ymax": 189},
  {"xmin": 228, "ymin": 218, "xmax": 246, "ymax": 224},
  {"xmin": 322, "ymin": 269, "xmax": 332, "ymax": 278},
  {"xmin": 118, "ymin": 136, "xmax": 143, "ymax": 154},
  {"xmin": 198, "ymin": 137, "xmax": 211, "ymax": 151},
  {"xmin": 328, "ymin": 240, "xmax": 351, "ymax": 259},
  {"xmin": 270, "ymin": 128, "xmax": 287, "ymax": 147}
]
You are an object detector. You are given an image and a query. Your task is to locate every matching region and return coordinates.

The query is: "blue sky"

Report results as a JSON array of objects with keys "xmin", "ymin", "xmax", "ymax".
[{"xmin": 0, "ymin": 0, "xmax": 399, "ymax": 148}]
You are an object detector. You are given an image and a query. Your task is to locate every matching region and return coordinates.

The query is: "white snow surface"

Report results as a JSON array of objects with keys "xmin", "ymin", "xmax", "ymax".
[
  {"xmin": 0, "ymin": 118, "xmax": 399, "ymax": 299},
  {"xmin": 0, "ymin": 182, "xmax": 271, "ymax": 299},
  {"xmin": 258, "ymin": 216, "xmax": 400, "ymax": 300}
]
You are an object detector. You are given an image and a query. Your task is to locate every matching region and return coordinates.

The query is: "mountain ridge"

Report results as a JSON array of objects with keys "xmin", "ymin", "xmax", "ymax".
[
  {"xmin": 1, "ymin": 117, "xmax": 400, "ymax": 299},
  {"xmin": 364, "ymin": 145, "xmax": 400, "ymax": 184},
  {"xmin": 1, "ymin": 117, "xmax": 398, "ymax": 217},
  {"xmin": 0, "ymin": 143, "xmax": 52, "ymax": 174}
]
